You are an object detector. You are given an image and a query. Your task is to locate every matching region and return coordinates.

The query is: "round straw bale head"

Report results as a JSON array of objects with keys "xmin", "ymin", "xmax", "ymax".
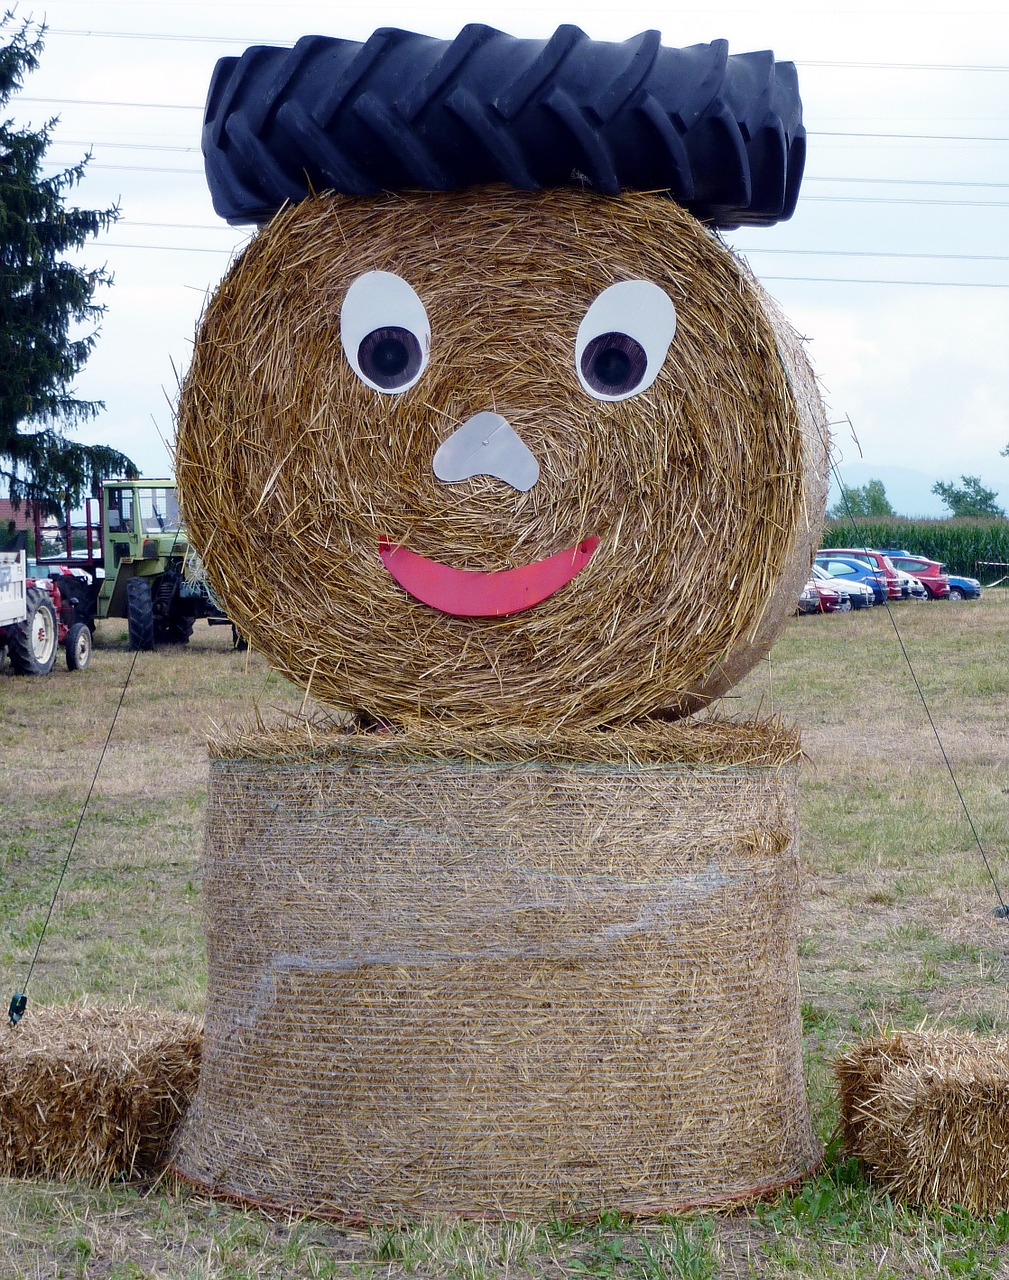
[{"xmin": 176, "ymin": 186, "xmax": 828, "ymax": 729}]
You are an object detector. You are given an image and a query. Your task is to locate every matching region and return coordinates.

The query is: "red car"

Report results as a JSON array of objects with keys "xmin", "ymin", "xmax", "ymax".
[
  {"xmin": 797, "ymin": 577, "xmax": 844, "ymax": 614},
  {"xmin": 826, "ymin": 548, "xmax": 903, "ymax": 600},
  {"xmin": 883, "ymin": 553, "xmax": 950, "ymax": 600}
]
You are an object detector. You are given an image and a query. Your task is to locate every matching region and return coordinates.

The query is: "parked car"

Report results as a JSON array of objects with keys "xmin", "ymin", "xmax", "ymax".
[
  {"xmin": 811, "ymin": 563, "xmax": 873, "ymax": 609},
  {"xmin": 894, "ymin": 569, "xmax": 926, "ymax": 600},
  {"xmin": 826, "ymin": 547, "xmax": 903, "ymax": 599},
  {"xmin": 883, "ymin": 554, "xmax": 950, "ymax": 600},
  {"xmin": 797, "ymin": 577, "xmax": 843, "ymax": 614},
  {"xmin": 947, "ymin": 574, "xmax": 982, "ymax": 601},
  {"xmin": 814, "ymin": 554, "xmax": 888, "ymax": 605}
]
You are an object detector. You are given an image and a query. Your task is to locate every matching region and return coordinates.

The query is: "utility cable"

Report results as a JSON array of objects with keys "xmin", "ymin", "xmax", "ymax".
[
  {"xmin": 828, "ymin": 456, "xmax": 1008, "ymax": 916},
  {"xmin": 8, "ymin": 512, "xmax": 189, "ymax": 1028},
  {"xmin": 8, "ymin": 647, "xmax": 141, "ymax": 1026}
]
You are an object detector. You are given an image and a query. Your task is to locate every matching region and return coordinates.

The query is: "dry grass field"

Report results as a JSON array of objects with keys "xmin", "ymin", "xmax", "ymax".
[{"xmin": 2, "ymin": 593, "xmax": 1009, "ymax": 1278}]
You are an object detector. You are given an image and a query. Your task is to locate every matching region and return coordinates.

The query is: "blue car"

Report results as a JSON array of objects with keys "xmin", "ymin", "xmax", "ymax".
[
  {"xmin": 814, "ymin": 554, "xmax": 889, "ymax": 605},
  {"xmin": 947, "ymin": 573, "xmax": 982, "ymax": 601}
]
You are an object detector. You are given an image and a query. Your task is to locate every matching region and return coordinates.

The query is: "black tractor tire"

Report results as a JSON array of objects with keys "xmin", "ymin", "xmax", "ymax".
[
  {"xmin": 157, "ymin": 611, "xmax": 195, "ymax": 646},
  {"xmin": 65, "ymin": 621, "xmax": 93, "ymax": 671},
  {"xmin": 231, "ymin": 625, "xmax": 248, "ymax": 652},
  {"xmin": 126, "ymin": 577, "xmax": 156, "ymax": 651},
  {"xmin": 203, "ymin": 25, "xmax": 805, "ymax": 229},
  {"xmin": 7, "ymin": 587, "xmax": 59, "ymax": 676}
]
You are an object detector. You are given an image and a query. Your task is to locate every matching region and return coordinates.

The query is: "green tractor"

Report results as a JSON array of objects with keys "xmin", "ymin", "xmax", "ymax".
[{"xmin": 33, "ymin": 478, "xmax": 230, "ymax": 650}]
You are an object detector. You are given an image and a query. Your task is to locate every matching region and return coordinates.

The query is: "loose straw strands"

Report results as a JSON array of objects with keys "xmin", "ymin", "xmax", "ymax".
[
  {"xmin": 176, "ymin": 186, "xmax": 829, "ymax": 729},
  {"xmin": 0, "ymin": 1005, "xmax": 201, "ymax": 1183},
  {"xmin": 837, "ymin": 1030, "xmax": 1009, "ymax": 1214},
  {"xmin": 206, "ymin": 712, "xmax": 802, "ymax": 767}
]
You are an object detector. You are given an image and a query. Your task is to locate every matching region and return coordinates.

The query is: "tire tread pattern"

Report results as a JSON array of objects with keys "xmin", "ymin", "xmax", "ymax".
[
  {"xmin": 7, "ymin": 587, "xmax": 58, "ymax": 676},
  {"xmin": 127, "ymin": 577, "xmax": 155, "ymax": 652},
  {"xmin": 202, "ymin": 24, "xmax": 805, "ymax": 228}
]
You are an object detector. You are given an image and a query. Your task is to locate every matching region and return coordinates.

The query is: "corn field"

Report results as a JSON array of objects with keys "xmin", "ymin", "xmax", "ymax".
[{"xmin": 821, "ymin": 518, "xmax": 1009, "ymax": 579}]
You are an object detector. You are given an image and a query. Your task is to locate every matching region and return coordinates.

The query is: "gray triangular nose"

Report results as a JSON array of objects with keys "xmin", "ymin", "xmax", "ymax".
[{"xmin": 432, "ymin": 412, "xmax": 539, "ymax": 492}]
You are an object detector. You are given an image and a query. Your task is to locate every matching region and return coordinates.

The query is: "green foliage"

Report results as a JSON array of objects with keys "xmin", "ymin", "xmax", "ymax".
[
  {"xmin": 828, "ymin": 478, "xmax": 896, "ymax": 519},
  {"xmin": 931, "ymin": 476, "xmax": 1006, "ymax": 519},
  {"xmin": 0, "ymin": 13, "xmax": 136, "ymax": 512},
  {"xmin": 821, "ymin": 517, "xmax": 1009, "ymax": 576}
]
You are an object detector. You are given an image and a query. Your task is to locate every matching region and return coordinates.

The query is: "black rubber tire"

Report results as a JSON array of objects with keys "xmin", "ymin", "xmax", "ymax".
[
  {"xmin": 157, "ymin": 611, "xmax": 195, "ymax": 646},
  {"xmin": 7, "ymin": 587, "xmax": 59, "ymax": 675},
  {"xmin": 65, "ymin": 621, "xmax": 92, "ymax": 671},
  {"xmin": 127, "ymin": 577, "xmax": 155, "ymax": 651},
  {"xmin": 203, "ymin": 25, "xmax": 805, "ymax": 229},
  {"xmin": 231, "ymin": 625, "xmax": 248, "ymax": 652},
  {"xmin": 948, "ymin": 587, "xmax": 964, "ymax": 601}
]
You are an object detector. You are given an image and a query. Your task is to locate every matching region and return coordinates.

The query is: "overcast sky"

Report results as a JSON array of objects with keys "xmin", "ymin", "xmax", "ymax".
[{"xmin": 8, "ymin": 0, "xmax": 1009, "ymax": 516}]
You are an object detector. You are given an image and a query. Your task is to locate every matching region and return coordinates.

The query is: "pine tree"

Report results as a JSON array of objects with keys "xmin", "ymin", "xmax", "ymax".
[{"xmin": 0, "ymin": 12, "xmax": 136, "ymax": 514}]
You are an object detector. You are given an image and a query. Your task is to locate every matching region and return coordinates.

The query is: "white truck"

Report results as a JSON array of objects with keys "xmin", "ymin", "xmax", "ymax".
[{"xmin": 0, "ymin": 551, "xmax": 91, "ymax": 676}]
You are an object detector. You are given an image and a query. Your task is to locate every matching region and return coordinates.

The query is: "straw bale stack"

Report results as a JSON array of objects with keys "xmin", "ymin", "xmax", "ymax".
[
  {"xmin": 837, "ymin": 1030, "xmax": 1009, "ymax": 1213},
  {"xmin": 171, "ymin": 718, "xmax": 818, "ymax": 1219},
  {"xmin": 0, "ymin": 1004, "xmax": 201, "ymax": 1182},
  {"xmin": 176, "ymin": 186, "xmax": 828, "ymax": 730}
]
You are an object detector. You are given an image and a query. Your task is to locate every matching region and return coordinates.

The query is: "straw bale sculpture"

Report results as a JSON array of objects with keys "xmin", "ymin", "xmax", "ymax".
[{"xmin": 172, "ymin": 25, "xmax": 829, "ymax": 1218}]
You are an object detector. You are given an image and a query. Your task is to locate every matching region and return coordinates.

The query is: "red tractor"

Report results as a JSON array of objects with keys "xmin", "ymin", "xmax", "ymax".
[{"xmin": 0, "ymin": 552, "xmax": 92, "ymax": 676}]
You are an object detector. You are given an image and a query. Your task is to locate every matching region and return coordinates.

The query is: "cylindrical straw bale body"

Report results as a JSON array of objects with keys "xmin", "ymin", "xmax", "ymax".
[
  {"xmin": 172, "ymin": 724, "xmax": 818, "ymax": 1219},
  {"xmin": 176, "ymin": 187, "xmax": 828, "ymax": 729}
]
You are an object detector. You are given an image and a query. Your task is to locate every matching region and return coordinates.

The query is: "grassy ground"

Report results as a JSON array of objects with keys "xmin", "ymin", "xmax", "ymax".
[{"xmin": 2, "ymin": 595, "xmax": 1009, "ymax": 1278}]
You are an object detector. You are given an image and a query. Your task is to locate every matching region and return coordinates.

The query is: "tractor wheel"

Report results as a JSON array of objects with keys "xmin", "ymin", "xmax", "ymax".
[
  {"xmin": 157, "ymin": 611, "xmax": 195, "ymax": 645},
  {"xmin": 127, "ymin": 577, "xmax": 156, "ymax": 651},
  {"xmin": 202, "ymin": 27, "xmax": 805, "ymax": 228},
  {"xmin": 7, "ymin": 587, "xmax": 59, "ymax": 676},
  {"xmin": 65, "ymin": 621, "xmax": 93, "ymax": 671}
]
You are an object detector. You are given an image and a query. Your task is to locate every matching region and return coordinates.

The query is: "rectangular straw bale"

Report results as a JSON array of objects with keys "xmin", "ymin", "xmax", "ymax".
[
  {"xmin": 837, "ymin": 1030, "xmax": 1009, "ymax": 1214},
  {"xmin": 0, "ymin": 1004, "xmax": 202, "ymax": 1182}
]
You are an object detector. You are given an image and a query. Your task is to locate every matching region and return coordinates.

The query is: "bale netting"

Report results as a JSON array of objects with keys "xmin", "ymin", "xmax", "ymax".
[
  {"xmin": 171, "ymin": 718, "xmax": 818, "ymax": 1220},
  {"xmin": 175, "ymin": 185, "xmax": 829, "ymax": 731},
  {"xmin": 837, "ymin": 1030, "xmax": 1009, "ymax": 1214},
  {"xmin": 0, "ymin": 1004, "xmax": 201, "ymax": 1183}
]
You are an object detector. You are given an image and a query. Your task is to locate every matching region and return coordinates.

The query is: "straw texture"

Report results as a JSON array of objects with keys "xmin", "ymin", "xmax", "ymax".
[
  {"xmin": 837, "ymin": 1030, "xmax": 1009, "ymax": 1213},
  {"xmin": 0, "ymin": 1004, "xmax": 201, "ymax": 1182},
  {"xmin": 176, "ymin": 186, "xmax": 828, "ymax": 729},
  {"xmin": 171, "ymin": 720, "xmax": 817, "ymax": 1219}
]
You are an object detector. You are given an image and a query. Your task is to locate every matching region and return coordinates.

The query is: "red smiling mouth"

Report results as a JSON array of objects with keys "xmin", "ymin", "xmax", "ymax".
[{"xmin": 378, "ymin": 537, "xmax": 599, "ymax": 617}]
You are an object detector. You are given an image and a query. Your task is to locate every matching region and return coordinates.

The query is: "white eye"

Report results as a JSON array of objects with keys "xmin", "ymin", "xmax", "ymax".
[
  {"xmin": 575, "ymin": 280, "xmax": 677, "ymax": 402},
  {"xmin": 340, "ymin": 271, "xmax": 430, "ymax": 394}
]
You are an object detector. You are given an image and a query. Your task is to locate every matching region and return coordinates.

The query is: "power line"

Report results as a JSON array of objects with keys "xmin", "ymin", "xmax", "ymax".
[
  {"xmin": 54, "ymin": 165, "xmax": 1009, "ymax": 209},
  {"xmin": 18, "ymin": 95, "xmax": 201, "ymax": 111},
  {"xmin": 804, "ymin": 176, "xmax": 1009, "ymax": 190},
  {"xmin": 803, "ymin": 194, "xmax": 1009, "ymax": 206},
  {"xmin": 761, "ymin": 275, "xmax": 1009, "ymax": 288},
  {"xmin": 15, "ymin": 95, "xmax": 1009, "ymax": 144},
  {"xmin": 39, "ymin": 29, "xmax": 1009, "ymax": 75},
  {"xmin": 734, "ymin": 246, "xmax": 1009, "ymax": 263},
  {"xmin": 82, "ymin": 241, "xmax": 1009, "ymax": 285},
  {"xmin": 816, "ymin": 129, "xmax": 1009, "ymax": 142},
  {"xmin": 39, "ymin": 140, "xmax": 1009, "ymax": 193}
]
